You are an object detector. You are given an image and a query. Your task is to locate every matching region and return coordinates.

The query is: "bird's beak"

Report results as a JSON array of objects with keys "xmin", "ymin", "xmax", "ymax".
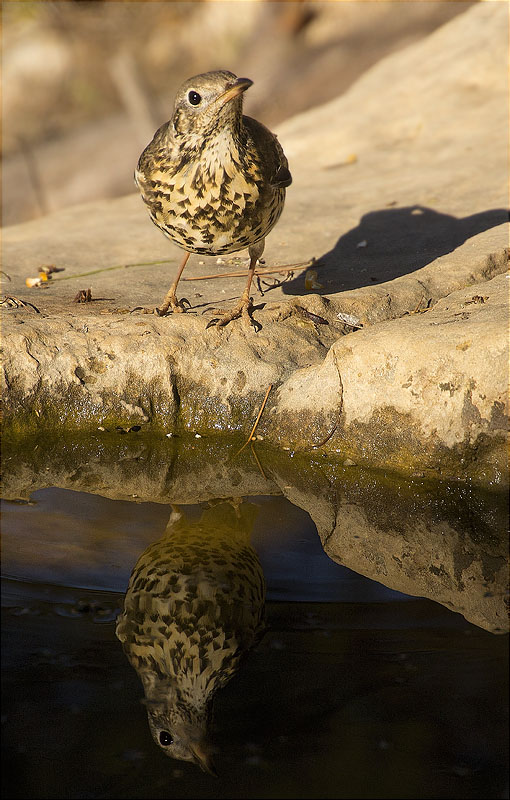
[
  {"xmin": 219, "ymin": 78, "xmax": 253, "ymax": 106},
  {"xmin": 189, "ymin": 739, "xmax": 218, "ymax": 777}
]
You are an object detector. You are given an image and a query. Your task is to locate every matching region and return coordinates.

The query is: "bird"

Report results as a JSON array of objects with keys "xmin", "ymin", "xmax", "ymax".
[
  {"xmin": 135, "ymin": 69, "xmax": 292, "ymax": 327},
  {"xmin": 116, "ymin": 500, "xmax": 266, "ymax": 775}
]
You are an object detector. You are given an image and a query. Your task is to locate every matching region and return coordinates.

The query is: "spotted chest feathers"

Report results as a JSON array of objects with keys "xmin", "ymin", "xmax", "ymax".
[
  {"xmin": 136, "ymin": 129, "xmax": 285, "ymax": 256},
  {"xmin": 116, "ymin": 528, "xmax": 266, "ymax": 698}
]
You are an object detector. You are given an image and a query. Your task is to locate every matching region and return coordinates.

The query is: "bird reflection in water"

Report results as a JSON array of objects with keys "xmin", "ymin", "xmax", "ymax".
[{"xmin": 116, "ymin": 500, "xmax": 265, "ymax": 775}]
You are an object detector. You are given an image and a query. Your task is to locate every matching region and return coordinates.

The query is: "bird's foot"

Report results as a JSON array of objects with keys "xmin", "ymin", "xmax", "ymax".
[
  {"xmin": 131, "ymin": 297, "xmax": 191, "ymax": 314},
  {"xmin": 156, "ymin": 295, "xmax": 191, "ymax": 316},
  {"xmin": 205, "ymin": 296, "xmax": 261, "ymax": 332}
]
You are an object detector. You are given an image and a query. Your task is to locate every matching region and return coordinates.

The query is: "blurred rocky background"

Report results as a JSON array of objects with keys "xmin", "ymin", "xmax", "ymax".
[{"xmin": 2, "ymin": 0, "xmax": 473, "ymax": 227}]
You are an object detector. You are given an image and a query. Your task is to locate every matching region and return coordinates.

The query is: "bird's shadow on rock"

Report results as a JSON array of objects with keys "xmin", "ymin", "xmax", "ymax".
[{"xmin": 280, "ymin": 205, "xmax": 509, "ymax": 295}]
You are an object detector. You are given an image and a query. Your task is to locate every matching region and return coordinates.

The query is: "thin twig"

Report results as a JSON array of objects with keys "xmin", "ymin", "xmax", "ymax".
[
  {"xmin": 51, "ymin": 259, "xmax": 317, "ymax": 285},
  {"xmin": 53, "ymin": 258, "xmax": 174, "ymax": 282},
  {"xmin": 234, "ymin": 384, "xmax": 273, "ymax": 457},
  {"xmin": 411, "ymin": 295, "xmax": 426, "ymax": 314},
  {"xmin": 309, "ymin": 418, "xmax": 339, "ymax": 449},
  {"xmin": 250, "ymin": 443, "xmax": 267, "ymax": 481},
  {"xmin": 183, "ymin": 260, "xmax": 317, "ymax": 281},
  {"xmin": 0, "ymin": 295, "xmax": 40, "ymax": 313}
]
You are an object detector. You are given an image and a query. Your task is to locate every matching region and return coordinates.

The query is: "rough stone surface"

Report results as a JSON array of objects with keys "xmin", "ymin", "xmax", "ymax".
[
  {"xmin": 1, "ymin": 3, "xmax": 508, "ymax": 485},
  {"xmin": 283, "ymin": 469, "xmax": 509, "ymax": 636},
  {"xmin": 268, "ymin": 274, "xmax": 509, "ymax": 482}
]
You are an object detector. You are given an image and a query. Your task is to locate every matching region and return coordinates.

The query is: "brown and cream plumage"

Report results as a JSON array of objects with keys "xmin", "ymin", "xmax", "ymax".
[
  {"xmin": 116, "ymin": 501, "xmax": 265, "ymax": 774},
  {"xmin": 135, "ymin": 69, "xmax": 291, "ymax": 326}
]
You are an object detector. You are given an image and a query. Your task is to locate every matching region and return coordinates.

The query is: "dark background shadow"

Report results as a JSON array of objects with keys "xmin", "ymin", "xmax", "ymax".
[{"xmin": 280, "ymin": 205, "xmax": 509, "ymax": 295}]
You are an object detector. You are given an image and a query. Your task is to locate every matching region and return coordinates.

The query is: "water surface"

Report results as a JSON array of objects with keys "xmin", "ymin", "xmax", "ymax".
[{"xmin": 2, "ymin": 433, "xmax": 508, "ymax": 799}]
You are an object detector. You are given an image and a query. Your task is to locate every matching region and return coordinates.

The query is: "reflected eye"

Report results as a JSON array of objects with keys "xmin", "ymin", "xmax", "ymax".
[
  {"xmin": 188, "ymin": 90, "xmax": 202, "ymax": 106},
  {"xmin": 159, "ymin": 730, "xmax": 173, "ymax": 746}
]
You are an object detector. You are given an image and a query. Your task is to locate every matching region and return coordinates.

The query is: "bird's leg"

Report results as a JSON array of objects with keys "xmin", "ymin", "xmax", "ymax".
[
  {"xmin": 215, "ymin": 255, "xmax": 257, "ymax": 327},
  {"xmin": 156, "ymin": 252, "xmax": 191, "ymax": 315},
  {"xmin": 209, "ymin": 241, "xmax": 264, "ymax": 329}
]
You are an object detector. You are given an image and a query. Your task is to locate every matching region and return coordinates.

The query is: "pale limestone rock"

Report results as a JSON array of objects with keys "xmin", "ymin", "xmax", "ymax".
[{"xmin": 1, "ymin": 2, "xmax": 508, "ymax": 486}]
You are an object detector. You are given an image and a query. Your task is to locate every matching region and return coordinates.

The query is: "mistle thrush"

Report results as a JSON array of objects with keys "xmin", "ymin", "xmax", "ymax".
[
  {"xmin": 116, "ymin": 501, "xmax": 265, "ymax": 774},
  {"xmin": 135, "ymin": 69, "xmax": 292, "ymax": 327}
]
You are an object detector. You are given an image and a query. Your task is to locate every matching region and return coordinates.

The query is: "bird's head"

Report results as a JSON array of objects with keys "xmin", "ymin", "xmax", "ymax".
[
  {"xmin": 171, "ymin": 70, "xmax": 253, "ymax": 143},
  {"xmin": 142, "ymin": 695, "xmax": 218, "ymax": 776}
]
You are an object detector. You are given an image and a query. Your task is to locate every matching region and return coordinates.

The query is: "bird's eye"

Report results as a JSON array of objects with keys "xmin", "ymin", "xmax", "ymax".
[
  {"xmin": 188, "ymin": 90, "xmax": 202, "ymax": 106},
  {"xmin": 159, "ymin": 731, "xmax": 173, "ymax": 747}
]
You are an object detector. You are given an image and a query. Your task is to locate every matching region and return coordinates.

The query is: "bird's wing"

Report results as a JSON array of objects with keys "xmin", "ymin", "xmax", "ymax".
[
  {"xmin": 272, "ymin": 162, "xmax": 293, "ymax": 188},
  {"xmin": 243, "ymin": 116, "xmax": 292, "ymax": 189},
  {"xmin": 135, "ymin": 121, "xmax": 173, "ymax": 191}
]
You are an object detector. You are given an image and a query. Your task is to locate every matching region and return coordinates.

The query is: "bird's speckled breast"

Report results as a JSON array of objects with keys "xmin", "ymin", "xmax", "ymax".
[
  {"xmin": 116, "ymin": 526, "xmax": 265, "ymax": 683},
  {"xmin": 136, "ymin": 130, "xmax": 285, "ymax": 256}
]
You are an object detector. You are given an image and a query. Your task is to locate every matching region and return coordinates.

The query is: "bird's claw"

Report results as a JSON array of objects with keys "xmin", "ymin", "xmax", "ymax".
[
  {"xmin": 156, "ymin": 297, "xmax": 191, "ymax": 316},
  {"xmin": 204, "ymin": 297, "xmax": 261, "ymax": 331},
  {"xmin": 248, "ymin": 316, "xmax": 262, "ymax": 333}
]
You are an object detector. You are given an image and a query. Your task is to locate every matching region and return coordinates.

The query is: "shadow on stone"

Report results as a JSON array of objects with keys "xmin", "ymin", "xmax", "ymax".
[{"xmin": 281, "ymin": 205, "xmax": 509, "ymax": 294}]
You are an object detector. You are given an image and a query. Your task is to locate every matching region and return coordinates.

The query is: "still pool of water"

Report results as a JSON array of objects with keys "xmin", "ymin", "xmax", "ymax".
[{"xmin": 1, "ymin": 433, "xmax": 508, "ymax": 799}]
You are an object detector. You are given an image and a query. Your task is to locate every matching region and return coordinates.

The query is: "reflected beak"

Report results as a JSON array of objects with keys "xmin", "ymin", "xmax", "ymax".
[
  {"xmin": 189, "ymin": 739, "xmax": 218, "ymax": 777},
  {"xmin": 219, "ymin": 78, "xmax": 253, "ymax": 106}
]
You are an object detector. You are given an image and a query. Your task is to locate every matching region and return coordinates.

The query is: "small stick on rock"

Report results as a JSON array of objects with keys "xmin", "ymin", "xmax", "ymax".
[
  {"xmin": 183, "ymin": 260, "xmax": 317, "ymax": 281},
  {"xmin": 234, "ymin": 384, "xmax": 273, "ymax": 457},
  {"xmin": 250, "ymin": 443, "xmax": 268, "ymax": 481}
]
